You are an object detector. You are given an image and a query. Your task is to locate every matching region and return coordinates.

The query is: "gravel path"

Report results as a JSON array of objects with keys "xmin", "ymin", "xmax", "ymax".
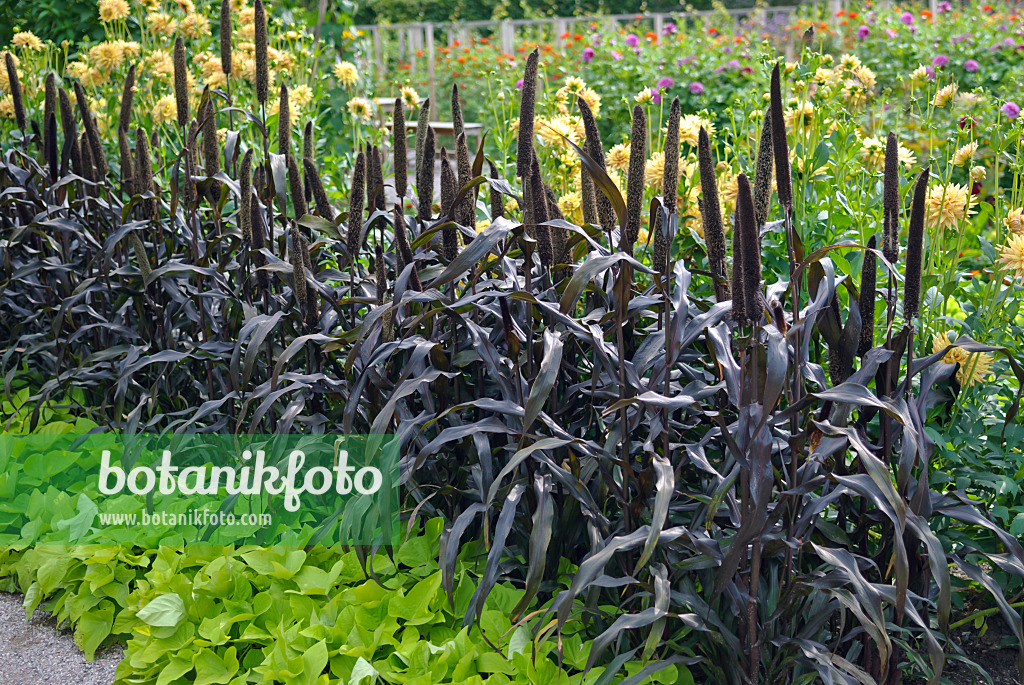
[{"xmin": 0, "ymin": 593, "xmax": 122, "ymax": 685}]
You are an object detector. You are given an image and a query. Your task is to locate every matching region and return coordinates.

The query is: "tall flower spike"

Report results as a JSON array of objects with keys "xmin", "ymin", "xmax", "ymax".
[
  {"xmin": 304, "ymin": 157, "xmax": 333, "ymax": 220},
  {"xmin": 5, "ymin": 53, "xmax": 25, "ymax": 132},
  {"xmin": 737, "ymin": 174, "xmax": 763, "ymax": 323},
  {"xmin": 654, "ymin": 97, "xmax": 682, "ymax": 274},
  {"xmin": 173, "ymin": 37, "xmax": 189, "ymax": 128},
  {"xmin": 414, "ymin": 97, "xmax": 431, "ymax": 176},
  {"xmin": 882, "ymin": 132, "xmax": 901, "ymax": 265},
  {"xmin": 769, "ymin": 62, "xmax": 793, "ymax": 214},
  {"xmin": 286, "ymin": 154, "xmax": 306, "ymax": 219},
  {"xmin": 488, "ymin": 160, "xmax": 505, "ymax": 221},
  {"xmin": 730, "ymin": 193, "xmax": 747, "ymax": 323},
  {"xmin": 392, "ymin": 98, "xmax": 407, "ymax": 201},
  {"xmin": 440, "ymin": 149, "xmax": 458, "ymax": 262},
  {"xmin": 455, "ymin": 132, "xmax": 473, "ymax": 227},
  {"xmin": 277, "ymin": 83, "xmax": 290, "ymax": 155},
  {"xmin": 44, "ymin": 74, "xmax": 57, "ymax": 170},
  {"xmin": 393, "ymin": 203, "xmax": 422, "ymax": 291},
  {"xmin": 529, "ymin": 151, "xmax": 553, "ymax": 268},
  {"xmin": 254, "ymin": 0, "xmax": 269, "ymax": 104},
  {"xmin": 451, "ymin": 83, "xmax": 464, "ymax": 143},
  {"xmin": 299, "ymin": 234, "xmax": 318, "ymax": 328},
  {"xmin": 219, "ymin": 0, "xmax": 232, "ymax": 76},
  {"xmin": 201, "ymin": 92, "xmax": 220, "ymax": 178},
  {"xmin": 58, "ymin": 87, "xmax": 82, "ymax": 176},
  {"xmin": 119, "ymin": 63, "xmax": 136, "ymax": 133},
  {"xmin": 698, "ymin": 127, "xmax": 729, "ymax": 302},
  {"xmin": 240, "ymin": 148, "xmax": 253, "ymax": 242},
  {"xmin": 623, "ymin": 104, "xmax": 647, "ymax": 254},
  {"xmin": 74, "ymin": 81, "xmax": 108, "ymax": 178},
  {"xmin": 118, "ymin": 127, "xmax": 133, "ymax": 196},
  {"xmin": 134, "ymin": 127, "xmax": 155, "ymax": 219},
  {"xmin": 45, "ymin": 112, "xmax": 58, "ymax": 182},
  {"xmin": 858, "ymin": 234, "xmax": 878, "ymax": 357},
  {"xmin": 347, "ymin": 152, "xmax": 366, "ymax": 265},
  {"xmin": 370, "ymin": 145, "xmax": 385, "ymax": 224},
  {"xmin": 545, "ymin": 184, "xmax": 569, "ymax": 276},
  {"xmin": 290, "ymin": 227, "xmax": 309, "ymax": 324},
  {"xmin": 80, "ymin": 132, "xmax": 95, "ymax": 183},
  {"xmin": 516, "ymin": 48, "xmax": 540, "ymax": 179},
  {"xmin": 301, "ymin": 121, "xmax": 314, "ymax": 202},
  {"xmin": 752, "ymin": 108, "xmax": 774, "ymax": 228},
  {"xmin": 416, "ymin": 126, "xmax": 435, "ymax": 222},
  {"xmin": 581, "ymin": 160, "xmax": 598, "ymax": 226},
  {"xmin": 577, "ymin": 95, "xmax": 615, "ymax": 231},
  {"xmin": 903, "ymin": 167, "xmax": 930, "ymax": 321}
]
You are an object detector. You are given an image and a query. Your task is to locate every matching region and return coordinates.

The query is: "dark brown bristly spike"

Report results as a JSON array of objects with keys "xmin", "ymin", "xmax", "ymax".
[
  {"xmin": 731, "ymin": 188, "xmax": 748, "ymax": 323},
  {"xmin": 393, "ymin": 99, "xmax": 407, "ymax": 201},
  {"xmin": 119, "ymin": 63, "xmax": 136, "ymax": 133},
  {"xmin": 529, "ymin": 151, "xmax": 553, "ymax": 268},
  {"xmin": 769, "ymin": 62, "xmax": 793, "ymax": 214},
  {"xmin": 858, "ymin": 234, "xmax": 878, "ymax": 357},
  {"xmin": 173, "ymin": 37, "xmax": 190, "ymax": 128},
  {"xmin": 290, "ymin": 226, "xmax": 309, "ymax": 324},
  {"xmin": 577, "ymin": 96, "xmax": 614, "ymax": 231},
  {"xmin": 516, "ymin": 48, "xmax": 540, "ymax": 180},
  {"xmin": 240, "ymin": 148, "xmax": 253, "ymax": 242},
  {"xmin": 300, "ymin": 235, "xmax": 318, "ymax": 328},
  {"xmin": 393, "ymin": 203, "xmax": 422, "ymax": 291},
  {"xmin": 545, "ymin": 184, "xmax": 569, "ymax": 277},
  {"xmin": 74, "ymin": 81, "xmax": 108, "ymax": 178},
  {"xmin": 118, "ymin": 127, "xmax": 134, "ymax": 196},
  {"xmin": 286, "ymin": 154, "xmax": 306, "ymax": 219},
  {"xmin": 347, "ymin": 152, "xmax": 366, "ymax": 266},
  {"xmin": 903, "ymin": 167, "xmax": 930, "ymax": 322},
  {"xmin": 201, "ymin": 92, "xmax": 220, "ymax": 178},
  {"xmin": 219, "ymin": 0, "xmax": 232, "ymax": 76},
  {"xmin": 58, "ymin": 87, "xmax": 82, "ymax": 176},
  {"xmin": 455, "ymin": 132, "xmax": 473, "ymax": 227},
  {"xmin": 80, "ymin": 132, "xmax": 95, "ymax": 183},
  {"xmin": 451, "ymin": 83, "xmax": 464, "ymax": 143},
  {"xmin": 698, "ymin": 127, "xmax": 729, "ymax": 301},
  {"xmin": 488, "ymin": 159, "xmax": 505, "ymax": 221},
  {"xmin": 882, "ymin": 132, "xmax": 901, "ymax": 265},
  {"xmin": 254, "ymin": 0, "xmax": 269, "ymax": 104},
  {"xmin": 737, "ymin": 174, "xmax": 762, "ymax": 323},
  {"xmin": 417, "ymin": 126, "xmax": 435, "ymax": 222},
  {"xmin": 752, "ymin": 108, "xmax": 774, "ymax": 228},
  {"xmin": 45, "ymin": 112, "xmax": 58, "ymax": 182},
  {"xmin": 440, "ymin": 149, "xmax": 458, "ymax": 262},
  {"xmin": 5, "ymin": 53, "xmax": 25, "ymax": 132},
  {"xmin": 654, "ymin": 97, "xmax": 682, "ymax": 274},
  {"xmin": 277, "ymin": 82, "xmax": 290, "ymax": 155},
  {"xmin": 623, "ymin": 104, "xmax": 647, "ymax": 254},
  {"xmin": 414, "ymin": 97, "xmax": 431, "ymax": 176},
  {"xmin": 304, "ymin": 157, "xmax": 333, "ymax": 221},
  {"xmin": 301, "ymin": 121, "xmax": 314, "ymax": 202},
  {"xmin": 251, "ymin": 194, "xmax": 269, "ymax": 292},
  {"xmin": 44, "ymin": 74, "xmax": 57, "ymax": 170},
  {"xmin": 134, "ymin": 127, "xmax": 155, "ymax": 219}
]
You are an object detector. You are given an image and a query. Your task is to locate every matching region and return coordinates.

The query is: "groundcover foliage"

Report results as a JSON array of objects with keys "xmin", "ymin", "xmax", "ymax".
[{"xmin": 2, "ymin": 1, "xmax": 1024, "ymax": 684}]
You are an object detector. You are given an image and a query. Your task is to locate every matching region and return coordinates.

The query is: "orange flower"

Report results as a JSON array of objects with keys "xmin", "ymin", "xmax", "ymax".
[
  {"xmin": 457, "ymin": 56, "xmax": 466, "ymax": 64},
  {"xmin": 848, "ymin": 11, "xmax": 858, "ymax": 18},
  {"xmin": 480, "ymin": 37, "xmax": 489, "ymax": 44},
  {"xmin": 463, "ymin": 47, "xmax": 470, "ymax": 53},
  {"xmin": 644, "ymin": 31, "xmax": 657, "ymax": 41},
  {"xmin": 708, "ymin": 27, "xmax": 718, "ymax": 35},
  {"xmin": 921, "ymin": 9, "xmax": 933, "ymax": 18},
  {"xmin": 573, "ymin": 33, "xmax": 582, "ymax": 41},
  {"xmin": 453, "ymin": 39, "xmax": 461, "ymax": 46},
  {"xmin": 835, "ymin": 8, "xmax": 845, "ymax": 16},
  {"xmin": 560, "ymin": 31, "xmax": 570, "ymax": 39},
  {"xmin": 416, "ymin": 50, "xmax": 424, "ymax": 57}
]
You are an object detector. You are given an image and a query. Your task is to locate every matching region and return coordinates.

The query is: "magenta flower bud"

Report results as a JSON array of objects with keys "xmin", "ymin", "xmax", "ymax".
[
  {"xmin": 625, "ymin": 33, "xmax": 639, "ymax": 47},
  {"xmin": 688, "ymin": 81, "xmax": 704, "ymax": 94},
  {"xmin": 582, "ymin": 46, "xmax": 595, "ymax": 63},
  {"xmin": 900, "ymin": 11, "xmax": 914, "ymax": 24},
  {"xmin": 857, "ymin": 25, "xmax": 870, "ymax": 39},
  {"xmin": 656, "ymin": 76, "xmax": 675, "ymax": 89},
  {"xmin": 932, "ymin": 54, "xmax": 949, "ymax": 67},
  {"xmin": 964, "ymin": 59, "xmax": 979, "ymax": 72},
  {"xmin": 1003, "ymin": 101, "xmax": 1021, "ymax": 119}
]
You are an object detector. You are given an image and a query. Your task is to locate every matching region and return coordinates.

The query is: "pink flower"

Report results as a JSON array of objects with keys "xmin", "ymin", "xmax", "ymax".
[
  {"xmin": 900, "ymin": 11, "xmax": 914, "ymax": 24},
  {"xmin": 938, "ymin": 1, "xmax": 952, "ymax": 11},
  {"xmin": 887, "ymin": 28, "xmax": 898, "ymax": 39},
  {"xmin": 663, "ymin": 22, "xmax": 677, "ymax": 35},
  {"xmin": 964, "ymin": 59, "xmax": 979, "ymax": 72},
  {"xmin": 515, "ymin": 79, "xmax": 524, "ymax": 90},
  {"xmin": 1003, "ymin": 101, "xmax": 1021, "ymax": 119},
  {"xmin": 857, "ymin": 25, "xmax": 870, "ymax": 39},
  {"xmin": 932, "ymin": 54, "xmax": 949, "ymax": 67},
  {"xmin": 656, "ymin": 76, "xmax": 675, "ymax": 89},
  {"xmin": 611, "ymin": 50, "xmax": 623, "ymax": 61},
  {"xmin": 689, "ymin": 81, "xmax": 704, "ymax": 94},
  {"xmin": 582, "ymin": 46, "xmax": 595, "ymax": 63},
  {"xmin": 625, "ymin": 33, "xmax": 639, "ymax": 47},
  {"xmin": 651, "ymin": 87, "xmax": 662, "ymax": 105}
]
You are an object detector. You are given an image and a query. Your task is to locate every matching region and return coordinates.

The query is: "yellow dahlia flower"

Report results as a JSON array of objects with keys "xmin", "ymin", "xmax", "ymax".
[
  {"xmin": 12, "ymin": 32, "xmax": 44, "ymax": 51},
  {"xmin": 333, "ymin": 61, "xmax": 358, "ymax": 87},
  {"xmin": 1003, "ymin": 207, "xmax": 1023, "ymax": 236},
  {"xmin": 400, "ymin": 85, "xmax": 419, "ymax": 109},
  {"xmin": 606, "ymin": 143, "xmax": 630, "ymax": 172},
  {"xmin": 180, "ymin": 13, "xmax": 210, "ymax": 38},
  {"xmin": 146, "ymin": 12, "xmax": 177, "ymax": 35},
  {"xmin": 859, "ymin": 136, "xmax": 915, "ymax": 171},
  {"xmin": 153, "ymin": 95, "xmax": 178, "ymax": 125},
  {"xmin": 557, "ymin": 191, "xmax": 584, "ymax": 224},
  {"xmin": 98, "ymin": 0, "xmax": 130, "ymax": 22},
  {"xmin": 952, "ymin": 141, "xmax": 977, "ymax": 167},
  {"xmin": 678, "ymin": 114, "xmax": 714, "ymax": 147},
  {"xmin": 924, "ymin": 183, "xmax": 977, "ymax": 231},
  {"xmin": 89, "ymin": 41, "xmax": 125, "ymax": 71},
  {"xmin": 347, "ymin": 97, "xmax": 373, "ymax": 121},
  {"xmin": 932, "ymin": 83, "xmax": 958, "ymax": 108},
  {"xmin": 998, "ymin": 234, "xmax": 1024, "ymax": 280}
]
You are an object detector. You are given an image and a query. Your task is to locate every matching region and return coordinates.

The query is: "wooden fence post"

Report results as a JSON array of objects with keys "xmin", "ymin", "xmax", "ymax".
[
  {"xmin": 653, "ymin": 14, "xmax": 664, "ymax": 37},
  {"xmin": 372, "ymin": 26, "xmax": 383, "ymax": 79},
  {"xmin": 425, "ymin": 24, "xmax": 437, "ymax": 108},
  {"xmin": 501, "ymin": 19, "xmax": 513, "ymax": 55}
]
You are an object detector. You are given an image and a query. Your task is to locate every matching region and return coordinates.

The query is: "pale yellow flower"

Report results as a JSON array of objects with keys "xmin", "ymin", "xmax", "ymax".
[
  {"xmin": 333, "ymin": 61, "xmax": 358, "ymax": 87},
  {"xmin": 347, "ymin": 97, "xmax": 373, "ymax": 121},
  {"xmin": 952, "ymin": 141, "xmax": 977, "ymax": 167},
  {"xmin": 0, "ymin": 96, "xmax": 15, "ymax": 119},
  {"xmin": 535, "ymin": 115, "xmax": 582, "ymax": 147},
  {"xmin": 82, "ymin": 68, "xmax": 107, "ymax": 88},
  {"xmin": 239, "ymin": 22, "xmax": 255, "ymax": 40},
  {"xmin": 146, "ymin": 12, "xmax": 177, "ymax": 36},
  {"xmin": 578, "ymin": 87, "xmax": 601, "ymax": 116},
  {"xmin": 678, "ymin": 114, "xmax": 714, "ymax": 147},
  {"xmin": 1004, "ymin": 207, "xmax": 1024, "ymax": 236},
  {"xmin": 924, "ymin": 183, "xmax": 977, "ymax": 231},
  {"xmin": 932, "ymin": 332, "xmax": 992, "ymax": 388},
  {"xmin": 840, "ymin": 53, "xmax": 862, "ymax": 70},
  {"xmin": 970, "ymin": 166, "xmax": 986, "ymax": 182},
  {"xmin": 400, "ymin": 85, "xmax": 419, "ymax": 109},
  {"xmin": 475, "ymin": 219, "xmax": 491, "ymax": 233},
  {"xmin": 98, "ymin": 0, "xmax": 130, "ymax": 22},
  {"xmin": 644, "ymin": 152, "xmax": 686, "ymax": 192},
  {"xmin": 859, "ymin": 135, "xmax": 915, "ymax": 171},
  {"xmin": 909, "ymin": 65, "xmax": 929, "ymax": 83},
  {"xmin": 152, "ymin": 95, "xmax": 177, "ymax": 125},
  {"xmin": 291, "ymin": 84, "xmax": 313, "ymax": 109},
  {"xmin": 932, "ymin": 83, "xmax": 958, "ymax": 108},
  {"xmin": 634, "ymin": 89, "xmax": 653, "ymax": 105},
  {"xmin": 238, "ymin": 6, "xmax": 255, "ymax": 24},
  {"xmin": 784, "ymin": 102, "xmax": 814, "ymax": 130},
  {"xmin": 119, "ymin": 40, "xmax": 141, "ymax": 58},
  {"xmin": 66, "ymin": 61, "xmax": 90, "ymax": 81},
  {"xmin": 12, "ymin": 31, "xmax": 44, "ymax": 51},
  {"xmin": 148, "ymin": 50, "xmax": 174, "ymax": 80},
  {"xmin": 180, "ymin": 13, "xmax": 210, "ymax": 38},
  {"xmin": 606, "ymin": 143, "xmax": 630, "ymax": 172},
  {"xmin": 932, "ymin": 332, "xmax": 969, "ymax": 365},
  {"xmin": 564, "ymin": 75, "xmax": 586, "ymax": 92},
  {"xmin": 999, "ymin": 234, "xmax": 1024, "ymax": 279},
  {"xmin": 89, "ymin": 41, "xmax": 124, "ymax": 71},
  {"xmin": 557, "ymin": 191, "xmax": 584, "ymax": 224}
]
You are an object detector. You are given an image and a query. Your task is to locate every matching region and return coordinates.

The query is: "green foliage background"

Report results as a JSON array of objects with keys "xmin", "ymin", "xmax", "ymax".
[{"xmin": 0, "ymin": 0, "xmax": 104, "ymax": 48}]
